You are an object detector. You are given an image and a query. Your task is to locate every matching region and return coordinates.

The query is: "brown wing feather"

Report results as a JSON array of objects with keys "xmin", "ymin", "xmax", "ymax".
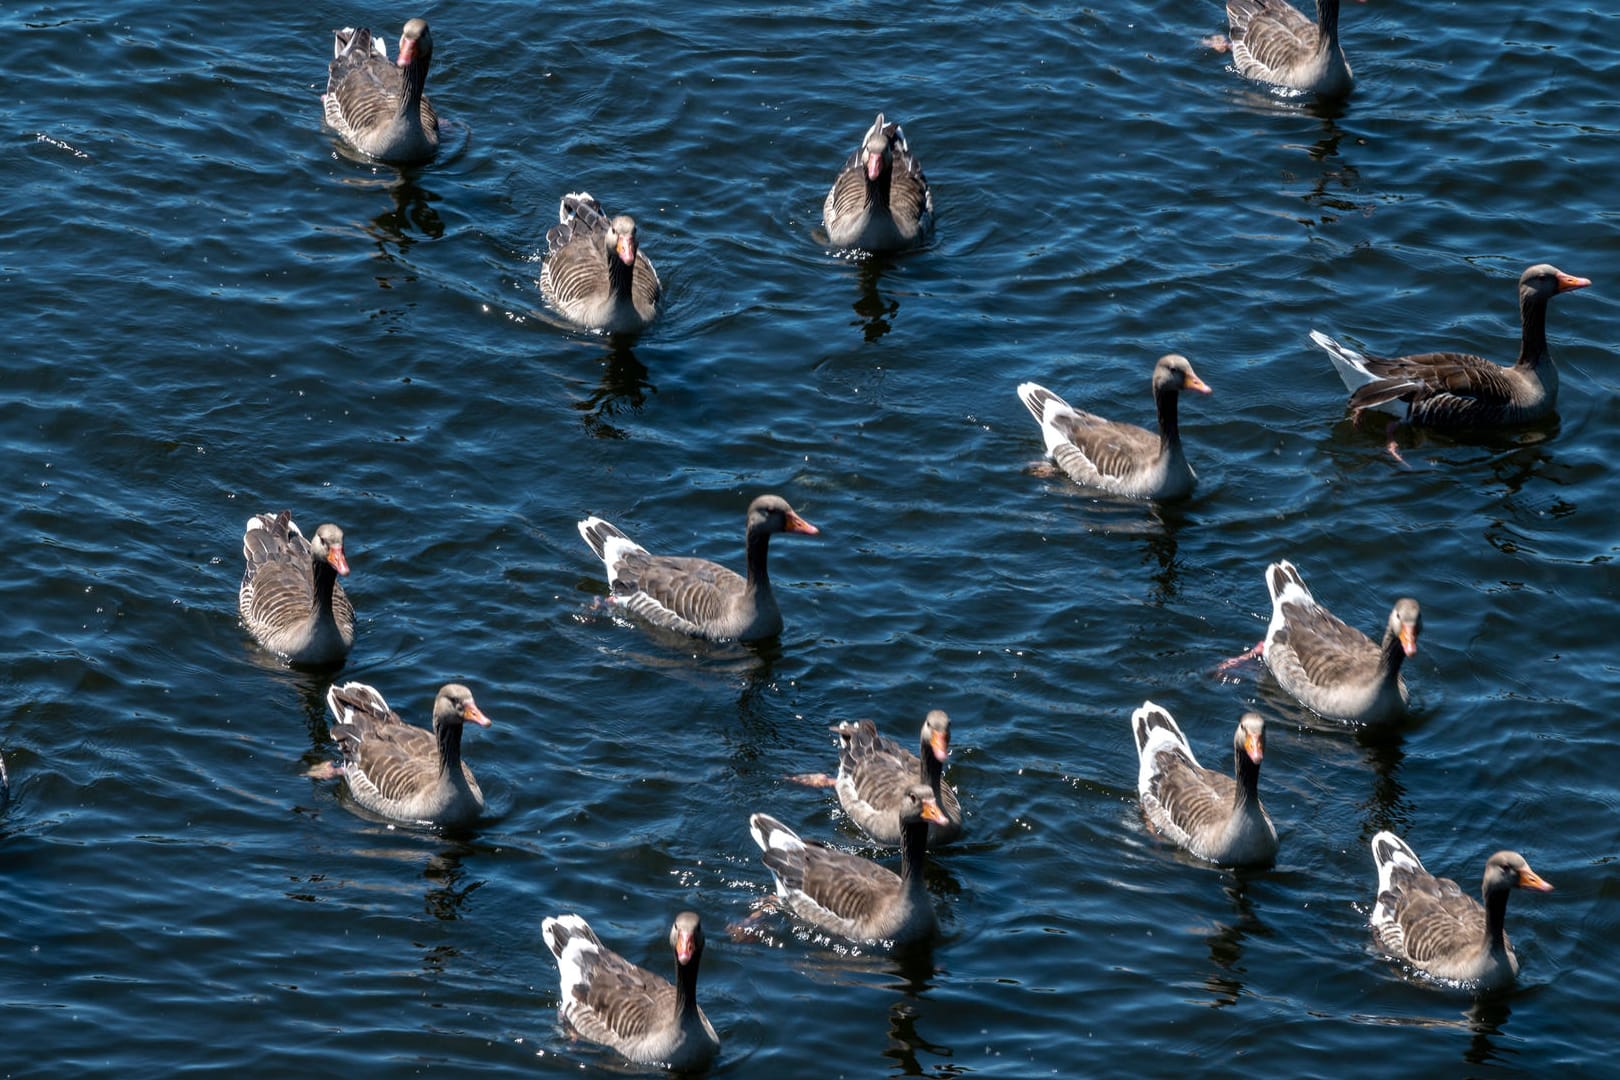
[
  {"xmin": 1229, "ymin": 0, "xmax": 1320, "ymax": 81},
  {"xmin": 1272, "ymin": 599, "xmax": 1381, "ymax": 687}
]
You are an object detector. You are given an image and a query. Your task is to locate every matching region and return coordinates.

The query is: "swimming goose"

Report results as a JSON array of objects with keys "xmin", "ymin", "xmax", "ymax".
[
  {"xmin": 321, "ymin": 19, "xmax": 439, "ymax": 164},
  {"xmin": 1132, "ymin": 703, "xmax": 1277, "ymax": 867},
  {"xmin": 239, "ymin": 511, "xmax": 355, "ymax": 665},
  {"xmin": 324, "ymin": 682, "xmax": 490, "ymax": 826},
  {"xmin": 577, "ymin": 494, "xmax": 819, "ymax": 643},
  {"xmin": 823, "ymin": 113, "xmax": 934, "ymax": 252},
  {"xmin": 538, "ymin": 193, "xmax": 662, "ymax": 333},
  {"xmin": 831, "ymin": 711, "xmax": 964, "ymax": 847},
  {"xmin": 1261, "ymin": 560, "xmax": 1419, "ymax": 726},
  {"xmin": 1311, "ymin": 264, "xmax": 1592, "ymax": 430},
  {"xmin": 750, "ymin": 785, "xmax": 944, "ymax": 947},
  {"xmin": 1222, "ymin": 0, "xmax": 1354, "ymax": 98},
  {"xmin": 541, "ymin": 911, "xmax": 720, "ymax": 1070},
  {"xmin": 1017, "ymin": 354, "xmax": 1212, "ymax": 501},
  {"xmin": 1370, "ymin": 831, "xmax": 1552, "ymax": 990}
]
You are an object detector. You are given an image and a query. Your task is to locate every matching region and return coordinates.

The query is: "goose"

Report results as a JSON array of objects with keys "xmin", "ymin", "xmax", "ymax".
[
  {"xmin": 1311, "ymin": 264, "xmax": 1592, "ymax": 431},
  {"xmin": 321, "ymin": 18, "xmax": 439, "ymax": 164},
  {"xmin": 1132, "ymin": 702, "xmax": 1277, "ymax": 867},
  {"xmin": 1017, "ymin": 354, "xmax": 1212, "ymax": 501},
  {"xmin": 1219, "ymin": 0, "xmax": 1354, "ymax": 98},
  {"xmin": 239, "ymin": 511, "xmax": 355, "ymax": 665},
  {"xmin": 577, "ymin": 494, "xmax": 819, "ymax": 642},
  {"xmin": 830, "ymin": 711, "xmax": 964, "ymax": 847},
  {"xmin": 750, "ymin": 785, "xmax": 944, "ymax": 946},
  {"xmin": 1370, "ymin": 831, "xmax": 1552, "ymax": 990},
  {"xmin": 541, "ymin": 911, "xmax": 720, "ymax": 1070},
  {"xmin": 1258, "ymin": 560, "xmax": 1419, "ymax": 726},
  {"xmin": 323, "ymin": 682, "xmax": 490, "ymax": 826},
  {"xmin": 538, "ymin": 193, "xmax": 661, "ymax": 334},
  {"xmin": 0, "ymin": 751, "xmax": 8, "ymax": 815},
  {"xmin": 823, "ymin": 113, "xmax": 934, "ymax": 252}
]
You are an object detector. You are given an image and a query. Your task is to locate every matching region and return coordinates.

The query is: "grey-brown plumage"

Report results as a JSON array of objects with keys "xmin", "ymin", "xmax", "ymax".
[
  {"xmin": 823, "ymin": 113, "xmax": 934, "ymax": 252},
  {"xmin": 321, "ymin": 19, "xmax": 439, "ymax": 164},
  {"xmin": 1017, "ymin": 354, "xmax": 1212, "ymax": 501},
  {"xmin": 1262, "ymin": 560, "xmax": 1419, "ymax": 726},
  {"xmin": 830, "ymin": 711, "xmax": 964, "ymax": 848},
  {"xmin": 541, "ymin": 911, "xmax": 720, "ymax": 1070},
  {"xmin": 1132, "ymin": 703, "xmax": 1277, "ymax": 867},
  {"xmin": 1225, "ymin": 0, "xmax": 1352, "ymax": 97},
  {"xmin": 1312, "ymin": 264, "xmax": 1592, "ymax": 430},
  {"xmin": 577, "ymin": 494, "xmax": 820, "ymax": 642},
  {"xmin": 1370, "ymin": 832, "xmax": 1553, "ymax": 990},
  {"xmin": 239, "ymin": 511, "xmax": 355, "ymax": 665},
  {"xmin": 750, "ymin": 784, "xmax": 945, "ymax": 946},
  {"xmin": 538, "ymin": 193, "xmax": 661, "ymax": 333},
  {"xmin": 324, "ymin": 682, "xmax": 490, "ymax": 826}
]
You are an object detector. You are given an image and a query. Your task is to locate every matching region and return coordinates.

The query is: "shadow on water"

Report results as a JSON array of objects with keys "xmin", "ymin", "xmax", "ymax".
[
  {"xmin": 884, "ymin": 995, "xmax": 964, "ymax": 1077},
  {"xmin": 1353, "ymin": 723, "xmax": 1414, "ymax": 842},
  {"xmin": 1199, "ymin": 875, "xmax": 1269, "ymax": 1009},
  {"xmin": 574, "ymin": 343, "xmax": 655, "ymax": 440},
  {"xmin": 338, "ymin": 172, "xmax": 444, "ymax": 252},
  {"xmin": 1462, "ymin": 995, "xmax": 1517, "ymax": 1068},
  {"xmin": 851, "ymin": 258, "xmax": 902, "ymax": 343}
]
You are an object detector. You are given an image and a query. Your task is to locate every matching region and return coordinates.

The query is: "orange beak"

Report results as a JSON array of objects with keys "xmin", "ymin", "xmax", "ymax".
[
  {"xmin": 1243, "ymin": 731, "xmax": 1263, "ymax": 764},
  {"xmin": 462, "ymin": 701, "xmax": 492, "ymax": 728},
  {"xmin": 1398, "ymin": 624, "xmax": 1418, "ymax": 657},
  {"xmin": 674, "ymin": 927, "xmax": 696, "ymax": 964},
  {"xmin": 929, "ymin": 729, "xmax": 950, "ymax": 763},
  {"xmin": 920, "ymin": 799, "xmax": 948, "ymax": 826},
  {"xmin": 865, "ymin": 152, "xmax": 885, "ymax": 181},
  {"xmin": 615, "ymin": 233, "xmax": 637, "ymax": 267},
  {"xmin": 1185, "ymin": 372, "xmax": 1213, "ymax": 395},
  {"xmin": 1518, "ymin": 867, "xmax": 1553, "ymax": 892},
  {"xmin": 785, "ymin": 511, "xmax": 820, "ymax": 536},
  {"xmin": 327, "ymin": 545, "xmax": 350, "ymax": 576},
  {"xmin": 1556, "ymin": 272, "xmax": 1591, "ymax": 293},
  {"xmin": 396, "ymin": 39, "xmax": 417, "ymax": 68}
]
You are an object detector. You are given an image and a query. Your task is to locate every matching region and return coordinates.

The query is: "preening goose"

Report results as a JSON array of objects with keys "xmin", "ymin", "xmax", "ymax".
[
  {"xmin": 541, "ymin": 911, "xmax": 720, "ymax": 1071},
  {"xmin": 1370, "ymin": 831, "xmax": 1553, "ymax": 991},
  {"xmin": 750, "ymin": 785, "xmax": 944, "ymax": 947},
  {"xmin": 1311, "ymin": 264, "xmax": 1592, "ymax": 430},
  {"xmin": 1221, "ymin": 0, "xmax": 1354, "ymax": 98},
  {"xmin": 1260, "ymin": 560, "xmax": 1419, "ymax": 726},
  {"xmin": 830, "ymin": 711, "xmax": 964, "ymax": 847},
  {"xmin": 1132, "ymin": 703, "xmax": 1277, "ymax": 867},
  {"xmin": 239, "ymin": 511, "xmax": 355, "ymax": 665},
  {"xmin": 577, "ymin": 494, "xmax": 819, "ymax": 643},
  {"xmin": 823, "ymin": 113, "xmax": 934, "ymax": 252},
  {"xmin": 323, "ymin": 682, "xmax": 490, "ymax": 826},
  {"xmin": 321, "ymin": 18, "xmax": 439, "ymax": 164},
  {"xmin": 1017, "ymin": 354, "xmax": 1212, "ymax": 501},
  {"xmin": 539, "ymin": 192, "xmax": 661, "ymax": 334}
]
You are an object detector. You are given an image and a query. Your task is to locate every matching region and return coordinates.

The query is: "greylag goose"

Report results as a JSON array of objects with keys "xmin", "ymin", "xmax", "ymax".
[
  {"xmin": 830, "ymin": 712, "xmax": 964, "ymax": 848},
  {"xmin": 1370, "ymin": 831, "xmax": 1552, "ymax": 991},
  {"xmin": 538, "ymin": 193, "xmax": 661, "ymax": 334},
  {"xmin": 323, "ymin": 682, "xmax": 490, "ymax": 826},
  {"xmin": 321, "ymin": 19, "xmax": 439, "ymax": 164},
  {"xmin": 1220, "ymin": 0, "xmax": 1354, "ymax": 98},
  {"xmin": 540, "ymin": 911, "xmax": 720, "ymax": 1070},
  {"xmin": 1260, "ymin": 560, "xmax": 1419, "ymax": 726},
  {"xmin": 1017, "ymin": 354, "xmax": 1212, "ymax": 501},
  {"xmin": 239, "ymin": 511, "xmax": 355, "ymax": 665},
  {"xmin": 1132, "ymin": 703, "xmax": 1277, "ymax": 867},
  {"xmin": 823, "ymin": 113, "xmax": 934, "ymax": 252},
  {"xmin": 1312, "ymin": 264, "xmax": 1592, "ymax": 431},
  {"xmin": 577, "ymin": 494, "xmax": 819, "ymax": 643},
  {"xmin": 750, "ymin": 785, "xmax": 945, "ymax": 947}
]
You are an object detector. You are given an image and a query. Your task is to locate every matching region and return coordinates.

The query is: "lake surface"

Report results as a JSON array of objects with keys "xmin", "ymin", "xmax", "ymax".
[{"xmin": 4, "ymin": 0, "xmax": 1618, "ymax": 1076}]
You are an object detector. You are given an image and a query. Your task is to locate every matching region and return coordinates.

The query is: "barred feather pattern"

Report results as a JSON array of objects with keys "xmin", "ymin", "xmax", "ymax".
[
  {"xmin": 1132, "ymin": 703, "xmax": 1277, "ymax": 867},
  {"xmin": 541, "ymin": 912, "xmax": 720, "ymax": 1070},
  {"xmin": 831, "ymin": 713, "xmax": 963, "ymax": 847},
  {"xmin": 539, "ymin": 192, "xmax": 661, "ymax": 333},
  {"xmin": 324, "ymin": 682, "xmax": 487, "ymax": 826},
  {"xmin": 321, "ymin": 19, "xmax": 439, "ymax": 164},
  {"xmin": 1262, "ymin": 560, "xmax": 1419, "ymax": 725},
  {"xmin": 1225, "ymin": 0, "xmax": 1351, "ymax": 97},
  {"xmin": 239, "ymin": 511, "xmax": 354, "ymax": 664},
  {"xmin": 823, "ymin": 113, "xmax": 934, "ymax": 251}
]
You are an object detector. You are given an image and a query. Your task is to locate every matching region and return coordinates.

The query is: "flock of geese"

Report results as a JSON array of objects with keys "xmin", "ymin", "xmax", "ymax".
[{"xmin": 190, "ymin": 1, "xmax": 1583, "ymax": 1069}]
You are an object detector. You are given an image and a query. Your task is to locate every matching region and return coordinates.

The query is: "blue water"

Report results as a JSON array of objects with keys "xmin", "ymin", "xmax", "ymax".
[{"xmin": 5, "ymin": 0, "xmax": 1618, "ymax": 1075}]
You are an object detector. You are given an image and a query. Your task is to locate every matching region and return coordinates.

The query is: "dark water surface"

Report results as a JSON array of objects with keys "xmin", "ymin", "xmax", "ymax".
[{"xmin": 5, "ymin": 0, "xmax": 1619, "ymax": 1076}]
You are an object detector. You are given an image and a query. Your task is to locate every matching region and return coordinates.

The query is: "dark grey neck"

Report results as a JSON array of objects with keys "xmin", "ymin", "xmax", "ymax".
[
  {"xmin": 866, "ymin": 163, "xmax": 893, "ymax": 211},
  {"xmin": 1483, "ymin": 884, "xmax": 1510, "ymax": 955},
  {"xmin": 1232, "ymin": 748, "xmax": 1261, "ymax": 812},
  {"xmin": 917, "ymin": 738, "xmax": 943, "ymax": 799},
  {"xmin": 311, "ymin": 559, "xmax": 339, "ymax": 615},
  {"xmin": 607, "ymin": 246, "xmax": 636, "ymax": 300},
  {"xmin": 1317, "ymin": 0, "xmax": 1341, "ymax": 40},
  {"xmin": 1377, "ymin": 624, "xmax": 1409, "ymax": 683},
  {"xmin": 435, "ymin": 719, "xmax": 463, "ymax": 778},
  {"xmin": 674, "ymin": 952, "xmax": 701, "ymax": 1019},
  {"xmin": 1516, "ymin": 290, "xmax": 1552, "ymax": 369},
  {"xmin": 401, "ymin": 60, "xmax": 427, "ymax": 114},
  {"xmin": 898, "ymin": 817, "xmax": 929, "ymax": 887},
  {"xmin": 743, "ymin": 527, "xmax": 774, "ymax": 594},
  {"xmin": 1155, "ymin": 384, "xmax": 1182, "ymax": 455}
]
